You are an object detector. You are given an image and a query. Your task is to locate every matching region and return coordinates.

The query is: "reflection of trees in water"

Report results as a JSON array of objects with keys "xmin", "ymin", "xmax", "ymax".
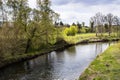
[
  {"xmin": 40, "ymin": 54, "xmax": 54, "ymax": 80},
  {"xmin": 66, "ymin": 46, "xmax": 76, "ymax": 57},
  {"xmin": 24, "ymin": 61, "xmax": 34, "ymax": 73},
  {"xmin": 56, "ymin": 51, "xmax": 65, "ymax": 59},
  {"xmin": 95, "ymin": 43, "xmax": 103, "ymax": 56},
  {"xmin": 31, "ymin": 54, "xmax": 51, "ymax": 80},
  {"xmin": 31, "ymin": 54, "xmax": 54, "ymax": 80},
  {"xmin": 0, "ymin": 62, "xmax": 27, "ymax": 80},
  {"xmin": 55, "ymin": 47, "xmax": 76, "ymax": 60},
  {"xmin": 0, "ymin": 53, "xmax": 56, "ymax": 80},
  {"xmin": 23, "ymin": 54, "xmax": 55, "ymax": 80},
  {"xmin": 95, "ymin": 42, "xmax": 113, "ymax": 56}
]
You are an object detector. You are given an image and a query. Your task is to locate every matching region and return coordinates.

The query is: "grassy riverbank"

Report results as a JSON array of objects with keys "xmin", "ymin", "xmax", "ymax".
[
  {"xmin": 79, "ymin": 42, "xmax": 120, "ymax": 80},
  {"xmin": 63, "ymin": 33, "xmax": 119, "ymax": 44}
]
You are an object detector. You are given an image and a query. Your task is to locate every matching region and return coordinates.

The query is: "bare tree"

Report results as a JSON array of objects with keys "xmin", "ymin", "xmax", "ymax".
[
  {"xmin": 105, "ymin": 13, "xmax": 115, "ymax": 36},
  {"xmin": 114, "ymin": 16, "xmax": 120, "ymax": 37},
  {"xmin": 90, "ymin": 21, "xmax": 94, "ymax": 33},
  {"xmin": 90, "ymin": 12, "xmax": 105, "ymax": 36}
]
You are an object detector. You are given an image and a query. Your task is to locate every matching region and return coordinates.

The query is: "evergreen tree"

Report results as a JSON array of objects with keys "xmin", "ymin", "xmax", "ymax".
[{"xmin": 60, "ymin": 21, "xmax": 64, "ymax": 26}]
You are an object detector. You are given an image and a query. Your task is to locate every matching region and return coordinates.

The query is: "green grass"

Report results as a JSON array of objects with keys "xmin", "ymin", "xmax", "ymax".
[
  {"xmin": 63, "ymin": 33, "xmax": 96, "ymax": 44},
  {"xmin": 63, "ymin": 33, "xmax": 118, "ymax": 44},
  {"xmin": 79, "ymin": 42, "xmax": 120, "ymax": 80}
]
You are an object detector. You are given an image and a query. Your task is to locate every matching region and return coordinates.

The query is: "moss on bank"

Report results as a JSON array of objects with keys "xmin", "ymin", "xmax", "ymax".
[{"xmin": 80, "ymin": 42, "xmax": 120, "ymax": 80}]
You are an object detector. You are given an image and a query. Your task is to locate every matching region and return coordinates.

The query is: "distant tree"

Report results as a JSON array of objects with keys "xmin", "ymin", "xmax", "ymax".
[
  {"xmin": 91, "ymin": 12, "xmax": 105, "ymax": 36},
  {"xmin": 54, "ymin": 21, "xmax": 58, "ymax": 27},
  {"xmin": 52, "ymin": 13, "xmax": 60, "ymax": 25},
  {"xmin": 90, "ymin": 21, "xmax": 94, "ymax": 33},
  {"xmin": 77, "ymin": 22, "xmax": 81, "ymax": 28},
  {"xmin": 104, "ymin": 23, "xmax": 109, "ymax": 32},
  {"xmin": 64, "ymin": 24, "xmax": 70, "ymax": 27},
  {"xmin": 77, "ymin": 22, "xmax": 81, "ymax": 33},
  {"xmin": 114, "ymin": 16, "xmax": 120, "ymax": 37},
  {"xmin": 72, "ymin": 22, "xmax": 76, "ymax": 26},
  {"xmin": 105, "ymin": 13, "xmax": 115, "ymax": 36},
  {"xmin": 80, "ymin": 27, "xmax": 86, "ymax": 33},
  {"xmin": 60, "ymin": 21, "xmax": 64, "ymax": 26},
  {"xmin": 82, "ymin": 22, "xmax": 85, "ymax": 27}
]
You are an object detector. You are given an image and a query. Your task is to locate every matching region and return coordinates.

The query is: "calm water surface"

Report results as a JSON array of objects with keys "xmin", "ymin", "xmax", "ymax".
[{"xmin": 0, "ymin": 42, "xmax": 116, "ymax": 80}]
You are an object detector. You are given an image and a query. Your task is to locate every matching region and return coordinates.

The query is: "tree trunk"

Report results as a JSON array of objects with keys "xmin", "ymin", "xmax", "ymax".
[
  {"xmin": 25, "ymin": 28, "xmax": 36, "ymax": 53},
  {"xmin": 109, "ymin": 25, "xmax": 111, "ymax": 36},
  {"xmin": 96, "ymin": 26, "xmax": 98, "ymax": 36}
]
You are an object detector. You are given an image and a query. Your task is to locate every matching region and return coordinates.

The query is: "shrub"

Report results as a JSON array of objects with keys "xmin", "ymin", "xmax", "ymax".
[
  {"xmin": 0, "ymin": 26, "xmax": 26, "ymax": 58},
  {"xmin": 80, "ymin": 27, "xmax": 86, "ymax": 33},
  {"xmin": 63, "ymin": 26, "xmax": 78, "ymax": 36}
]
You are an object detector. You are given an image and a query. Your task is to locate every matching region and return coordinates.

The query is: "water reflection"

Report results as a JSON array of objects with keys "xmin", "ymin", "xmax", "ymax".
[
  {"xmin": 95, "ymin": 43, "xmax": 103, "ymax": 56},
  {"xmin": 0, "ymin": 62, "xmax": 27, "ymax": 80},
  {"xmin": 0, "ymin": 42, "xmax": 117, "ymax": 80},
  {"xmin": 66, "ymin": 46, "xmax": 76, "ymax": 54}
]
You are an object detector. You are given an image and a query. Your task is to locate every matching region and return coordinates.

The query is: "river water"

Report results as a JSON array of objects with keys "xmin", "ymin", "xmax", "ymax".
[{"xmin": 0, "ymin": 42, "xmax": 116, "ymax": 80}]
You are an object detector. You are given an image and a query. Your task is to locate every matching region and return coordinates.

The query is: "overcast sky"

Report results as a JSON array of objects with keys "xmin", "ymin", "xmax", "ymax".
[{"xmin": 29, "ymin": 0, "xmax": 120, "ymax": 26}]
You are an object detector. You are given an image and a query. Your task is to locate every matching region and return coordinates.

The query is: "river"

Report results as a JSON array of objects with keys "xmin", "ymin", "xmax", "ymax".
[{"xmin": 0, "ymin": 42, "xmax": 116, "ymax": 80}]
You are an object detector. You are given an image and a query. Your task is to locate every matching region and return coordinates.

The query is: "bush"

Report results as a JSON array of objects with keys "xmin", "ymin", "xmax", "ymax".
[
  {"xmin": 0, "ymin": 26, "xmax": 26, "ymax": 59},
  {"xmin": 63, "ymin": 26, "xmax": 78, "ymax": 36},
  {"xmin": 80, "ymin": 27, "xmax": 86, "ymax": 33}
]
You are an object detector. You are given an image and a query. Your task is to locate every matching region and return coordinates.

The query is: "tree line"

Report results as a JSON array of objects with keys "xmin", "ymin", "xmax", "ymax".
[
  {"xmin": 0, "ymin": 0, "xmax": 59, "ymax": 60},
  {"xmin": 90, "ymin": 12, "xmax": 120, "ymax": 37},
  {"xmin": 55, "ymin": 13, "xmax": 120, "ymax": 37}
]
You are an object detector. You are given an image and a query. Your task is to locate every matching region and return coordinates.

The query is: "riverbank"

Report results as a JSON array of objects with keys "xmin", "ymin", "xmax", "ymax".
[
  {"xmin": 0, "ymin": 33, "xmax": 120, "ymax": 69},
  {"xmin": 63, "ymin": 33, "xmax": 120, "ymax": 44},
  {"xmin": 0, "ymin": 40, "xmax": 70, "ymax": 69},
  {"xmin": 79, "ymin": 42, "xmax": 120, "ymax": 80}
]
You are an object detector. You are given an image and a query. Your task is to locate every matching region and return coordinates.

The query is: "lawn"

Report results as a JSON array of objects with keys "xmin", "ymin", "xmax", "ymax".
[
  {"xmin": 79, "ymin": 42, "xmax": 120, "ymax": 80},
  {"xmin": 63, "ymin": 33, "xmax": 96, "ymax": 44},
  {"xmin": 63, "ymin": 33, "xmax": 118, "ymax": 44}
]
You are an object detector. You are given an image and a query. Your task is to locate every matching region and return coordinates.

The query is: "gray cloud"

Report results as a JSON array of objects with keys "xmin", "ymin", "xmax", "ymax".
[
  {"xmin": 51, "ymin": 0, "xmax": 70, "ymax": 5},
  {"xmin": 51, "ymin": 0, "xmax": 120, "ymax": 26},
  {"xmin": 52, "ymin": 0, "xmax": 116, "ymax": 6},
  {"xmin": 73, "ymin": 0, "xmax": 115, "ymax": 5},
  {"xmin": 28, "ymin": 0, "xmax": 120, "ymax": 26}
]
